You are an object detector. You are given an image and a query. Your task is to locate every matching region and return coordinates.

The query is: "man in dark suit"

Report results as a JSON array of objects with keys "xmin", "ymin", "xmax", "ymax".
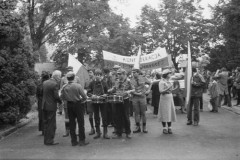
[{"xmin": 42, "ymin": 70, "xmax": 62, "ymax": 145}]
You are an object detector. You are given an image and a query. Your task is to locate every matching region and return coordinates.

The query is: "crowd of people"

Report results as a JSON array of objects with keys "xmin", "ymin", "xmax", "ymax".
[{"xmin": 35, "ymin": 64, "xmax": 238, "ymax": 147}]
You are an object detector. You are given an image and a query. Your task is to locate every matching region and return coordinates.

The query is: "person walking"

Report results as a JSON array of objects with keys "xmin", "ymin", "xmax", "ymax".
[
  {"xmin": 158, "ymin": 69, "xmax": 177, "ymax": 134},
  {"xmin": 60, "ymin": 72, "xmax": 89, "ymax": 146},
  {"xmin": 42, "ymin": 70, "xmax": 62, "ymax": 145}
]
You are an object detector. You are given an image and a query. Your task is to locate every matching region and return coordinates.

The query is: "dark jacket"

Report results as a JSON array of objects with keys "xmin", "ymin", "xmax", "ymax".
[
  {"xmin": 191, "ymin": 73, "xmax": 205, "ymax": 97},
  {"xmin": 42, "ymin": 78, "xmax": 62, "ymax": 111},
  {"xmin": 87, "ymin": 79, "xmax": 108, "ymax": 96}
]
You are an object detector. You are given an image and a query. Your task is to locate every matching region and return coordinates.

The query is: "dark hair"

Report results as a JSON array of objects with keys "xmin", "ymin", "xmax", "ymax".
[
  {"xmin": 192, "ymin": 68, "xmax": 197, "ymax": 73},
  {"xmin": 67, "ymin": 75, "xmax": 75, "ymax": 81},
  {"xmin": 103, "ymin": 68, "xmax": 110, "ymax": 74},
  {"xmin": 155, "ymin": 73, "xmax": 161, "ymax": 80},
  {"xmin": 162, "ymin": 73, "xmax": 170, "ymax": 79}
]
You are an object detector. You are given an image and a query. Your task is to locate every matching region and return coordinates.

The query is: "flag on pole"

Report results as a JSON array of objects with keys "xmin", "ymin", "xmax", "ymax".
[
  {"xmin": 184, "ymin": 42, "xmax": 192, "ymax": 110},
  {"xmin": 133, "ymin": 46, "xmax": 141, "ymax": 69},
  {"xmin": 68, "ymin": 54, "xmax": 89, "ymax": 87}
]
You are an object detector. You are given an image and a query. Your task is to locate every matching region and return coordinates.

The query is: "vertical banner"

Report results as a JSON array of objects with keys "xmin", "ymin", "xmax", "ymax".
[{"xmin": 184, "ymin": 42, "xmax": 192, "ymax": 109}]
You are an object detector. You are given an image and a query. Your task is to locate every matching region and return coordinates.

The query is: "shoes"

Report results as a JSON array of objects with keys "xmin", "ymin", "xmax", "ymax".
[
  {"xmin": 193, "ymin": 121, "xmax": 199, "ymax": 126},
  {"xmin": 133, "ymin": 126, "xmax": 141, "ymax": 133},
  {"xmin": 63, "ymin": 130, "xmax": 69, "ymax": 137},
  {"xmin": 200, "ymin": 109, "xmax": 203, "ymax": 112},
  {"xmin": 142, "ymin": 126, "xmax": 148, "ymax": 133},
  {"xmin": 112, "ymin": 134, "xmax": 122, "ymax": 139},
  {"xmin": 213, "ymin": 110, "xmax": 218, "ymax": 113},
  {"xmin": 181, "ymin": 109, "xmax": 187, "ymax": 114},
  {"xmin": 210, "ymin": 110, "xmax": 214, "ymax": 112},
  {"xmin": 89, "ymin": 128, "xmax": 95, "ymax": 135},
  {"xmin": 168, "ymin": 128, "xmax": 173, "ymax": 134},
  {"xmin": 79, "ymin": 140, "xmax": 89, "ymax": 146},
  {"xmin": 72, "ymin": 141, "xmax": 78, "ymax": 146},
  {"xmin": 45, "ymin": 142, "xmax": 59, "ymax": 146},
  {"xmin": 186, "ymin": 121, "xmax": 192, "ymax": 125},
  {"xmin": 57, "ymin": 111, "xmax": 62, "ymax": 115},
  {"xmin": 93, "ymin": 133, "xmax": 101, "ymax": 139},
  {"xmin": 163, "ymin": 129, "xmax": 168, "ymax": 134},
  {"xmin": 126, "ymin": 134, "xmax": 132, "ymax": 139}
]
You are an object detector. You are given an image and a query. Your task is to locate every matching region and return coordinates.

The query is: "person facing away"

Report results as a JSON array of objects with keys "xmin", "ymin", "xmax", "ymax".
[
  {"xmin": 209, "ymin": 75, "xmax": 220, "ymax": 113},
  {"xmin": 42, "ymin": 70, "xmax": 62, "ymax": 145},
  {"xmin": 60, "ymin": 71, "xmax": 89, "ymax": 146}
]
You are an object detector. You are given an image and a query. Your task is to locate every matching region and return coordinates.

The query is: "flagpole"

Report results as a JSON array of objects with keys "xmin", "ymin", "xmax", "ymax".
[{"xmin": 185, "ymin": 42, "xmax": 192, "ymax": 110}]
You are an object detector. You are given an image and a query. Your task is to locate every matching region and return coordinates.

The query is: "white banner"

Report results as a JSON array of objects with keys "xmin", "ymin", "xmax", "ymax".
[{"xmin": 103, "ymin": 48, "xmax": 172, "ymax": 70}]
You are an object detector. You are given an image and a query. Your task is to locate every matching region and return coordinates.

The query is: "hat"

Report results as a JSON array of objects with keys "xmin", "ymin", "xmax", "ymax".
[
  {"xmin": 113, "ymin": 65, "xmax": 121, "ymax": 69},
  {"xmin": 117, "ymin": 68, "xmax": 126, "ymax": 74},
  {"xmin": 66, "ymin": 71, "xmax": 75, "ymax": 78},
  {"xmin": 162, "ymin": 69, "xmax": 172, "ymax": 75},
  {"xmin": 66, "ymin": 66, "xmax": 73, "ymax": 71}
]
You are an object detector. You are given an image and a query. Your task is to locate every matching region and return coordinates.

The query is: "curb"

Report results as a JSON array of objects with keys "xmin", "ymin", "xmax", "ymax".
[
  {"xmin": 0, "ymin": 110, "xmax": 37, "ymax": 140},
  {"xmin": 221, "ymin": 106, "xmax": 240, "ymax": 115}
]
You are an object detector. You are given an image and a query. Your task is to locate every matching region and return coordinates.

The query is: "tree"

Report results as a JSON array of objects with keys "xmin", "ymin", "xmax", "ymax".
[
  {"xmin": 136, "ymin": 0, "xmax": 211, "ymax": 69},
  {"xmin": 51, "ymin": 0, "xmax": 139, "ymax": 69},
  {"xmin": 0, "ymin": 0, "xmax": 38, "ymax": 124},
  {"xmin": 208, "ymin": 0, "xmax": 240, "ymax": 70}
]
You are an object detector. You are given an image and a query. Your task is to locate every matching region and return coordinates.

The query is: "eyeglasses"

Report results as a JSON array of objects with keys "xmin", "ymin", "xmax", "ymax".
[{"xmin": 117, "ymin": 73, "xmax": 122, "ymax": 75}]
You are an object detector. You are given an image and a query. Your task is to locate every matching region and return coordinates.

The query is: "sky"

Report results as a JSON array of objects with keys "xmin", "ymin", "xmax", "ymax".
[{"xmin": 109, "ymin": 0, "xmax": 219, "ymax": 27}]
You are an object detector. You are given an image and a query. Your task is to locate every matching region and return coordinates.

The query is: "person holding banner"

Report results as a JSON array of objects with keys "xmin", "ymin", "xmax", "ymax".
[
  {"xmin": 158, "ymin": 69, "xmax": 177, "ymax": 134},
  {"xmin": 131, "ymin": 68, "xmax": 150, "ymax": 133},
  {"xmin": 187, "ymin": 68, "xmax": 205, "ymax": 126}
]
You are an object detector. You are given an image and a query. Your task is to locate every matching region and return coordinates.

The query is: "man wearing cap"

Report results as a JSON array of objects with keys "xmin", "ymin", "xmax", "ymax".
[
  {"xmin": 131, "ymin": 67, "xmax": 151, "ymax": 133},
  {"xmin": 60, "ymin": 72, "xmax": 89, "ymax": 146},
  {"xmin": 60, "ymin": 66, "xmax": 81, "ymax": 137},
  {"xmin": 108, "ymin": 68, "xmax": 134, "ymax": 139}
]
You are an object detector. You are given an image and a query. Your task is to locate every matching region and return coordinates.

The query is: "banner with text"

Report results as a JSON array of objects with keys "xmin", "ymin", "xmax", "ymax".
[{"xmin": 103, "ymin": 48, "xmax": 172, "ymax": 70}]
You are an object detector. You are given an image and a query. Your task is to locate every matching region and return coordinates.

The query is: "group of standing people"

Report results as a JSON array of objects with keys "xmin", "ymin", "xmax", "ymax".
[{"xmin": 36, "ymin": 63, "xmax": 213, "ymax": 146}]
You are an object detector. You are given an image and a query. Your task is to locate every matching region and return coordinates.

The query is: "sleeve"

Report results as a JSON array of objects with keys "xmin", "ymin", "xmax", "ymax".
[
  {"xmin": 159, "ymin": 81, "xmax": 165, "ymax": 93},
  {"xmin": 54, "ymin": 83, "xmax": 62, "ymax": 104},
  {"xmin": 87, "ymin": 81, "xmax": 93, "ymax": 97},
  {"xmin": 78, "ymin": 84, "xmax": 87, "ymax": 100}
]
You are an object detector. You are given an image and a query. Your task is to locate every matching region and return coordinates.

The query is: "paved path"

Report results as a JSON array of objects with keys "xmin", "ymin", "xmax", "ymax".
[{"xmin": 0, "ymin": 95, "xmax": 240, "ymax": 160}]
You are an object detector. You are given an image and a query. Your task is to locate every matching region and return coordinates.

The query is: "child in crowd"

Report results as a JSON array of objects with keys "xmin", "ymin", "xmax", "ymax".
[{"xmin": 209, "ymin": 76, "xmax": 220, "ymax": 113}]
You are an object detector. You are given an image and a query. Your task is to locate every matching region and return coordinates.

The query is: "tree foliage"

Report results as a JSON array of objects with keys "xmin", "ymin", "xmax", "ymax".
[
  {"xmin": 208, "ymin": 0, "xmax": 240, "ymax": 70},
  {"xmin": 0, "ymin": 0, "xmax": 38, "ymax": 125},
  {"xmin": 136, "ymin": 0, "xmax": 211, "ymax": 68}
]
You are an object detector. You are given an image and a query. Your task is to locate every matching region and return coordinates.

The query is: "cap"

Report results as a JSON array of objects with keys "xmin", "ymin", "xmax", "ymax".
[
  {"xmin": 66, "ymin": 71, "xmax": 75, "ymax": 78},
  {"xmin": 162, "ymin": 69, "xmax": 172, "ymax": 75},
  {"xmin": 117, "ymin": 68, "xmax": 126, "ymax": 74},
  {"xmin": 66, "ymin": 66, "xmax": 73, "ymax": 71},
  {"xmin": 113, "ymin": 65, "xmax": 121, "ymax": 69}
]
